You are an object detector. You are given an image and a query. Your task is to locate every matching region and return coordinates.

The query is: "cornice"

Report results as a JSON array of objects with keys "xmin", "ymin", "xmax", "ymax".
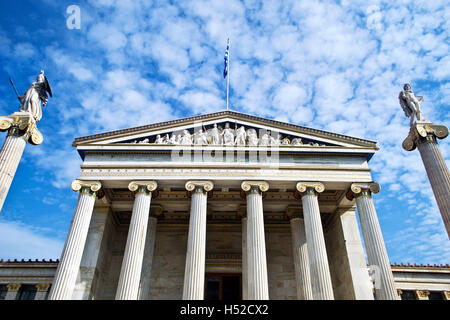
[{"xmin": 73, "ymin": 110, "xmax": 378, "ymax": 148}]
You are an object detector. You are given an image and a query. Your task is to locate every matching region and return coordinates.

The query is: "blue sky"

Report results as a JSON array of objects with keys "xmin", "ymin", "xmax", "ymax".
[{"xmin": 0, "ymin": 0, "xmax": 448, "ymax": 264}]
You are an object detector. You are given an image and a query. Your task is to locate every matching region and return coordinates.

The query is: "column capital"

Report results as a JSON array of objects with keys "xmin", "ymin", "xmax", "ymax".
[
  {"xmin": 296, "ymin": 182, "xmax": 325, "ymax": 195},
  {"xmin": 347, "ymin": 182, "xmax": 380, "ymax": 200},
  {"xmin": 402, "ymin": 121, "xmax": 448, "ymax": 151},
  {"xmin": 414, "ymin": 290, "xmax": 430, "ymax": 300},
  {"xmin": 185, "ymin": 181, "xmax": 214, "ymax": 193},
  {"xmin": 36, "ymin": 283, "xmax": 51, "ymax": 292},
  {"xmin": 0, "ymin": 112, "xmax": 43, "ymax": 145},
  {"xmin": 241, "ymin": 181, "xmax": 269, "ymax": 193},
  {"xmin": 128, "ymin": 180, "xmax": 158, "ymax": 193},
  {"xmin": 71, "ymin": 180, "xmax": 102, "ymax": 194},
  {"xmin": 7, "ymin": 283, "xmax": 21, "ymax": 292},
  {"xmin": 443, "ymin": 291, "xmax": 450, "ymax": 300}
]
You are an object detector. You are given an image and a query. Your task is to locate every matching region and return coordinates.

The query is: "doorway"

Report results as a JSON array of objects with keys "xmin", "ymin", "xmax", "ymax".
[{"xmin": 205, "ymin": 273, "xmax": 242, "ymax": 300}]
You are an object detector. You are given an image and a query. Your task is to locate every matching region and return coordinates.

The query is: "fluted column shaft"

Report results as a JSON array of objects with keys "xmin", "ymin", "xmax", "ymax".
[
  {"xmin": 245, "ymin": 185, "xmax": 269, "ymax": 300},
  {"xmin": 290, "ymin": 217, "xmax": 313, "ymax": 300},
  {"xmin": 48, "ymin": 182, "xmax": 100, "ymax": 300},
  {"xmin": 417, "ymin": 137, "xmax": 450, "ymax": 237},
  {"xmin": 139, "ymin": 215, "xmax": 158, "ymax": 300},
  {"xmin": 354, "ymin": 189, "xmax": 398, "ymax": 300},
  {"xmin": 0, "ymin": 133, "xmax": 27, "ymax": 211},
  {"xmin": 116, "ymin": 182, "xmax": 156, "ymax": 300},
  {"xmin": 183, "ymin": 181, "xmax": 213, "ymax": 300},
  {"xmin": 297, "ymin": 183, "xmax": 334, "ymax": 300},
  {"xmin": 241, "ymin": 216, "xmax": 248, "ymax": 300}
]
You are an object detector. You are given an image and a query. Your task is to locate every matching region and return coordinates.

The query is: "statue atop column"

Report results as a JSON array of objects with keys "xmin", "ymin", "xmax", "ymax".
[
  {"xmin": 0, "ymin": 70, "xmax": 52, "ymax": 212},
  {"xmin": 18, "ymin": 70, "xmax": 52, "ymax": 122},
  {"xmin": 398, "ymin": 83, "xmax": 450, "ymax": 238}
]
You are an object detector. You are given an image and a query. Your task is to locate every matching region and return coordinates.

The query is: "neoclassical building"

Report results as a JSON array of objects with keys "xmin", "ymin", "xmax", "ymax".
[{"xmin": 1, "ymin": 110, "xmax": 449, "ymax": 300}]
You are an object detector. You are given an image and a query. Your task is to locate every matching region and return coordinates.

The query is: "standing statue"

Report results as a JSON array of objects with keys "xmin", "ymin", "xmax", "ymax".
[
  {"xmin": 18, "ymin": 70, "xmax": 52, "ymax": 122},
  {"xmin": 180, "ymin": 130, "xmax": 193, "ymax": 145},
  {"xmin": 222, "ymin": 123, "xmax": 235, "ymax": 146},
  {"xmin": 247, "ymin": 129, "xmax": 259, "ymax": 146},
  {"xmin": 399, "ymin": 83, "xmax": 424, "ymax": 126},
  {"xmin": 260, "ymin": 131, "xmax": 270, "ymax": 146},
  {"xmin": 235, "ymin": 126, "xmax": 247, "ymax": 145},
  {"xmin": 208, "ymin": 124, "xmax": 221, "ymax": 145}
]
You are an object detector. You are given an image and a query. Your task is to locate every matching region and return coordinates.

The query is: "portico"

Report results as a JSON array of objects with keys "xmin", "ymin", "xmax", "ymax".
[{"xmin": 48, "ymin": 110, "xmax": 398, "ymax": 300}]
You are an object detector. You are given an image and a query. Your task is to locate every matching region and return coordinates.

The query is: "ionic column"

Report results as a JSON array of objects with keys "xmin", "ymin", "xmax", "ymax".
[
  {"xmin": 241, "ymin": 181, "xmax": 270, "ymax": 300},
  {"xmin": 296, "ymin": 182, "xmax": 334, "ymax": 300},
  {"xmin": 139, "ymin": 205, "xmax": 162, "ymax": 300},
  {"xmin": 182, "ymin": 181, "xmax": 214, "ymax": 300},
  {"xmin": 0, "ymin": 112, "xmax": 43, "ymax": 212},
  {"xmin": 287, "ymin": 208, "xmax": 313, "ymax": 300},
  {"xmin": 349, "ymin": 183, "xmax": 399, "ymax": 300},
  {"xmin": 403, "ymin": 122, "xmax": 449, "ymax": 237},
  {"xmin": 34, "ymin": 283, "xmax": 51, "ymax": 300},
  {"xmin": 48, "ymin": 180, "xmax": 101, "ymax": 300},
  {"xmin": 5, "ymin": 283, "xmax": 21, "ymax": 300},
  {"xmin": 115, "ymin": 181, "xmax": 157, "ymax": 300}
]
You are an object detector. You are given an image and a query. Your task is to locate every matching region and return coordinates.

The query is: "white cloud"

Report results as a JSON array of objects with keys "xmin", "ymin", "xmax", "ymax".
[
  {"xmin": 0, "ymin": 221, "xmax": 63, "ymax": 260},
  {"xmin": 0, "ymin": 0, "xmax": 448, "ymax": 264}
]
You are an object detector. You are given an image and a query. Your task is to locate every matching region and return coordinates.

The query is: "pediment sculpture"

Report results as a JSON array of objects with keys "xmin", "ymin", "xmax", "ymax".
[{"xmin": 125, "ymin": 122, "xmax": 327, "ymax": 147}]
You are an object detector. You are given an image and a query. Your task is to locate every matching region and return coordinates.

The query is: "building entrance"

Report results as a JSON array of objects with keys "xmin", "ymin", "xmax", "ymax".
[{"xmin": 205, "ymin": 273, "xmax": 242, "ymax": 300}]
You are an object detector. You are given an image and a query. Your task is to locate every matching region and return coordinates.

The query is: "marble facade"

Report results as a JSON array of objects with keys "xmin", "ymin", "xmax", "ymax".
[{"xmin": 5, "ymin": 110, "xmax": 445, "ymax": 300}]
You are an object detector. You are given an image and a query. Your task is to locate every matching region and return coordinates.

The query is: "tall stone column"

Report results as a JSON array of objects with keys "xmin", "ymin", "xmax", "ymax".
[
  {"xmin": 403, "ymin": 122, "xmax": 449, "ymax": 237},
  {"xmin": 139, "ymin": 205, "xmax": 162, "ymax": 300},
  {"xmin": 296, "ymin": 182, "xmax": 334, "ymax": 300},
  {"xmin": 48, "ymin": 180, "xmax": 102, "ymax": 300},
  {"xmin": 241, "ymin": 181, "xmax": 270, "ymax": 300},
  {"xmin": 34, "ymin": 283, "xmax": 51, "ymax": 300},
  {"xmin": 0, "ymin": 112, "xmax": 43, "ymax": 212},
  {"xmin": 286, "ymin": 208, "xmax": 313, "ymax": 300},
  {"xmin": 348, "ymin": 182, "xmax": 399, "ymax": 300},
  {"xmin": 115, "ymin": 181, "xmax": 158, "ymax": 300},
  {"xmin": 5, "ymin": 283, "xmax": 21, "ymax": 300},
  {"xmin": 182, "ymin": 181, "xmax": 214, "ymax": 300}
]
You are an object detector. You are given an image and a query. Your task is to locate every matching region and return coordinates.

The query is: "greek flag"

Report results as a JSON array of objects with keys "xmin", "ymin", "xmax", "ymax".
[{"xmin": 223, "ymin": 39, "xmax": 229, "ymax": 78}]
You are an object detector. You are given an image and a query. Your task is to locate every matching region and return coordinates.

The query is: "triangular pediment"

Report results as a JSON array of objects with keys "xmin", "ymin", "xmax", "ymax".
[{"xmin": 73, "ymin": 111, "xmax": 378, "ymax": 151}]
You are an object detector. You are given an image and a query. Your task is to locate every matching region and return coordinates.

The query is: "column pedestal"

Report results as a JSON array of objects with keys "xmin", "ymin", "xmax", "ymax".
[
  {"xmin": 241, "ymin": 181, "xmax": 269, "ymax": 300},
  {"xmin": 349, "ymin": 183, "xmax": 399, "ymax": 300},
  {"xmin": 48, "ymin": 180, "xmax": 101, "ymax": 300},
  {"xmin": 116, "ymin": 181, "xmax": 157, "ymax": 300},
  {"xmin": 403, "ymin": 122, "xmax": 450, "ymax": 237},
  {"xmin": 296, "ymin": 182, "xmax": 334, "ymax": 300},
  {"xmin": 182, "ymin": 181, "xmax": 213, "ymax": 300}
]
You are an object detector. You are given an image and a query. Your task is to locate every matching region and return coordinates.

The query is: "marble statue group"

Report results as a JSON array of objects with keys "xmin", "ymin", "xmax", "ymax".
[{"xmin": 130, "ymin": 123, "xmax": 325, "ymax": 147}]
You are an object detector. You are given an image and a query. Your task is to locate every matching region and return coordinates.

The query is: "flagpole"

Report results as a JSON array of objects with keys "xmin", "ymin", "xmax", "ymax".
[{"xmin": 226, "ymin": 39, "xmax": 230, "ymax": 111}]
